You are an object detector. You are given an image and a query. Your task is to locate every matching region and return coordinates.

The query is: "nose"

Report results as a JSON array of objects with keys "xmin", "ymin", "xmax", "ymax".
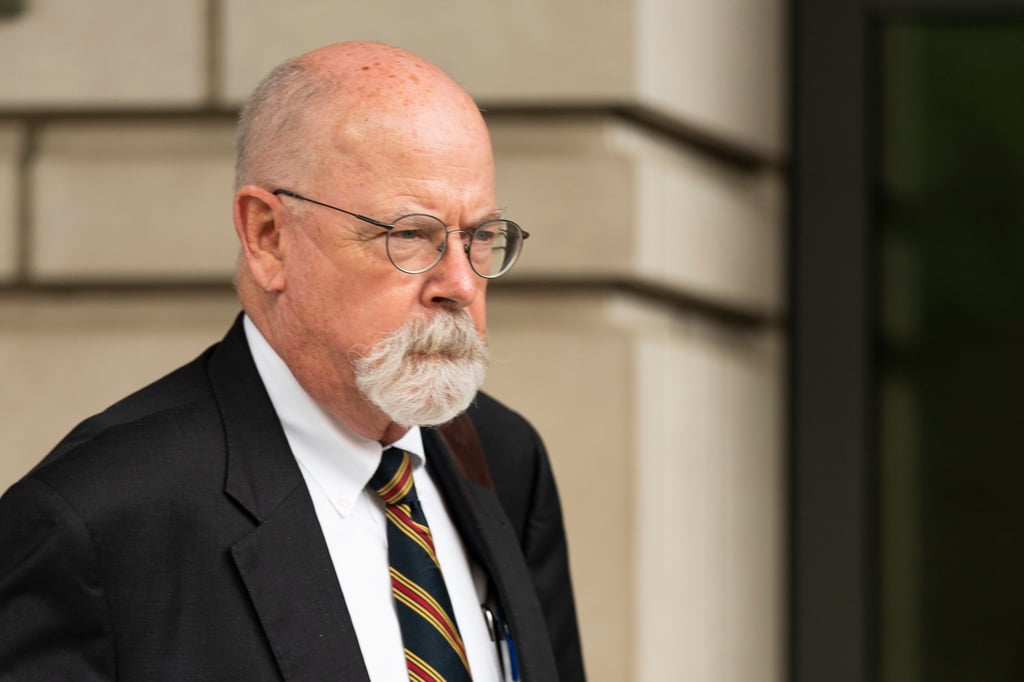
[{"xmin": 423, "ymin": 230, "xmax": 481, "ymax": 309}]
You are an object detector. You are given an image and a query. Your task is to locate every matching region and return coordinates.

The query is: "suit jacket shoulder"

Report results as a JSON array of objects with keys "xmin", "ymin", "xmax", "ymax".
[{"xmin": 0, "ymin": 316, "xmax": 342, "ymax": 681}]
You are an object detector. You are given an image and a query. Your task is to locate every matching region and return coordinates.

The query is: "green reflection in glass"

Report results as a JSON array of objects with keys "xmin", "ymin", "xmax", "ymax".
[{"xmin": 879, "ymin": 18, "xmax": 1024, "ymax": 682}]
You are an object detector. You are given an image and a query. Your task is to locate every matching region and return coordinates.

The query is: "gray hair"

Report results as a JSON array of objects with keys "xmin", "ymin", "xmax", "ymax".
[{"xmin": 234, "ymin": 57, "xmax": 335, "ymax": 189}]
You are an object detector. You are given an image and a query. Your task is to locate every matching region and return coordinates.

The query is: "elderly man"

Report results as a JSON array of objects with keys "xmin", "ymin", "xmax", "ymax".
[{"xmin": 0, "ymin": 42, "xmax": 585, "ymax": 682}]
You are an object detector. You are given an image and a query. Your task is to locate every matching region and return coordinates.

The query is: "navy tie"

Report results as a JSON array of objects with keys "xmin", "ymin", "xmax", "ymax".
[{"xmin": 370, "ymin": 447, "xmax": 473, "ymax": 682}]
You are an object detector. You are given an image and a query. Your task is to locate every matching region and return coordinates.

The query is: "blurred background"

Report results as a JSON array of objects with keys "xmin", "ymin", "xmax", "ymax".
[{"xmin": 2, "ymin": 1, "xmax": 1020, "ymax": 681}]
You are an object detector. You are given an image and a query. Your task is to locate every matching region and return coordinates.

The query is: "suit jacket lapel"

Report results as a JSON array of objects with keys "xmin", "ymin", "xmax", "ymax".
[
  {"xmin": 209, "ymin": 316, "xmax": 370, "ymax": 682},
  {"xmin": 424, "ymin": 427, "xmax": 560, "ymax": 681}
]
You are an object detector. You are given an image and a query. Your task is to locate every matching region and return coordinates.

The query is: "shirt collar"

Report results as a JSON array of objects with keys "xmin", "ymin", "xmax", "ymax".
[{"xmin": 242, "ymin": 315, "xmax": 426, "ymax": 515}]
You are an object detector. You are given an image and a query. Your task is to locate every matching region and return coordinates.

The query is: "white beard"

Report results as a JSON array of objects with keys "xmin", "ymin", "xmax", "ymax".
[{"xmin": 352, "ymin": 311, "xmax": 489, "ymax": 427}]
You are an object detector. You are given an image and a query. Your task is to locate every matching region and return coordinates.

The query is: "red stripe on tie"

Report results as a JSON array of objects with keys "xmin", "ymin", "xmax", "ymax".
[
  {"xmin": 388, "ymin": 504, "xmax": 437, "ymax": 551},
  {"xmin": 407, "ymin": 657, "xmax": 440, "ymax": 682},
  {"xmin": 393, "ymin": 461, "xmax": 413, "ymax": 498},
  {"xmin": 379, "ymin": 456, "xmax": 414, "ymax": 504},
  {"xmin": 392, "ymin": 577, "xmax": 464, "ymax": 647}
]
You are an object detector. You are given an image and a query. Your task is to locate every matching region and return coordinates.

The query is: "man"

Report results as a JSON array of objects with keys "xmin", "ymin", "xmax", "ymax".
[{"xmin": 0, "ymin": 42, "xmax": 585, "ymax": 681}]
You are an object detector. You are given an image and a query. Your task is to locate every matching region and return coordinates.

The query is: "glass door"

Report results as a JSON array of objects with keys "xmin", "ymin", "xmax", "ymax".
[
  {"xmin": 792, "ymin": 3, "xmax": 1024, "ymax": 681},
  {"xmin": 877, "ymin": 18, "xmax": 1024, "ymax": 682}
]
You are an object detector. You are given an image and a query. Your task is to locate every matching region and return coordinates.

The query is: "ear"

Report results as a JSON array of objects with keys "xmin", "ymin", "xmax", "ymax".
[{"xmin": 234, "ymin": 186, "xmax": 288, "ymax": 292}]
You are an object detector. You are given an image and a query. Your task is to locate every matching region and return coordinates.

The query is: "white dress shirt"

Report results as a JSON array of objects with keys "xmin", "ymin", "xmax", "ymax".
[{"xmin": 243, "ymin": 317, "xmax": 500, "ymax": 682}]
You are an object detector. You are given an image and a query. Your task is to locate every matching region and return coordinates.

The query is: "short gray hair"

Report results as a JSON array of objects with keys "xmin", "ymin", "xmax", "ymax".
[{"xmin": 234, "ymin": 57, "xmax": 335, "ymax": 189}]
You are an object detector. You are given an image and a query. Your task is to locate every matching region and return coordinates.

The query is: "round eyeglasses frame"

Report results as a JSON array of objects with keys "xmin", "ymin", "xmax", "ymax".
[{"xmin": 272, "ymin": 189, "xmax": 528, "ymax": 279}]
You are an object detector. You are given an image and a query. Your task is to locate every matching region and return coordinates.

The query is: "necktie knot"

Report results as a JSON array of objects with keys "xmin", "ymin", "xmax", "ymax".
[{"xmin": 370, "ymin": 447, "xmax": 418, "ymax": 506}]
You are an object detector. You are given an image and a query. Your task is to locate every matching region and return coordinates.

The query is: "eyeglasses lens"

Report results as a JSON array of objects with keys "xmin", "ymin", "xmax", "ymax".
[{"xmin": 386, "ymin": 217, "xmax": 522, "ymax": 278}]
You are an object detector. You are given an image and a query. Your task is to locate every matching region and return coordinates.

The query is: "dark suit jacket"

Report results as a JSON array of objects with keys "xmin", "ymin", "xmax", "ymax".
[{"xmin": 0, "ymin": 316, "xmax": 585, "ymax": 681}]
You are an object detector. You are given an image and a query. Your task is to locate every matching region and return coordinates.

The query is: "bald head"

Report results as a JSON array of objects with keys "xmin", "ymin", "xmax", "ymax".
[
  {"xmin": 303, "ymin": 41, "xmax": 473, "ymax": 108},
  {"xmin": 235, "ymin": 42, "xmax": 491, "ymax": 192}
]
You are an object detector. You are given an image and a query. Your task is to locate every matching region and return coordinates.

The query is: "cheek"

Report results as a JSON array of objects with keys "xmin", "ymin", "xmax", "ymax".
[
  {"xmin": 353, "ymin": 282, "xmax": 421, "ymax": 334},
  {"xmin": 468, "ymin": 295, "xmax": 488, "ymax": 335}
]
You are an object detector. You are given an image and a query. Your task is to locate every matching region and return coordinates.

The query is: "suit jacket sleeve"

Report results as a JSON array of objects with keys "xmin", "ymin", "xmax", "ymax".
[{"xmin": 0, "ymin": 478, "xmax": 115, "ymax": 680}]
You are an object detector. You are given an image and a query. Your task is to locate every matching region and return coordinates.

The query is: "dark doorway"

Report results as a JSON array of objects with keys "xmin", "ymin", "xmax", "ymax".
[{"xmin": 792, "ymin": 2, "xmax": 1024, "ymax": 681}]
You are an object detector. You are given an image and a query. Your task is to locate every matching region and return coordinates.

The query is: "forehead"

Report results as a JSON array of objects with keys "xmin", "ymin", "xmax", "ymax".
[
  {"xmin": 292, "ymin": 51, "xmax": 496, "ymax": 213},
  {"xmin": 310, "ymin": 121, "xmax": 495, "ymax": 217}
]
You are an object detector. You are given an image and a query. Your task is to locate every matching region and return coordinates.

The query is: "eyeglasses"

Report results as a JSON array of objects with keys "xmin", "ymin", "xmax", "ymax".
[{"xmin": 272, "ymin": 189, "xmax": 529, "ymax": 279}]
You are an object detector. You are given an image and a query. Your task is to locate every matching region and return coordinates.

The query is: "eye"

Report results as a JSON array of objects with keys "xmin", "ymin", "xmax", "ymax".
[
  {"xmin": 393, "ymin": 227, "xmax": 428, "ymax": 241},
  {"xmin": 473, "ymin": 228, "xmax": 497, "ymax": 244},
  {"xmin": 391, "ymin": 215, "xmax": 445, "ymax": 241}
]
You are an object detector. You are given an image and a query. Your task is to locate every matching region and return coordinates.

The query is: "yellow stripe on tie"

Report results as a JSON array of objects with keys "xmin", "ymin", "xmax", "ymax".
[
  {"xmin": 376, "ymin": 452, "xmax": 415, "ymax": 503},
  {"xmin": 385, "ymin": 507, "xmax": 440, "ymax": 564},
  {"xmin": 371, "ymin": 447, "xmax": 470, "ymax": 681},
  {"xmin": 407, "ymin": 649, "xmax": 448, "ymax": 682},
  {"xmin": 391, "ymin": 568, "xmax": 470, "ymax": 670}
]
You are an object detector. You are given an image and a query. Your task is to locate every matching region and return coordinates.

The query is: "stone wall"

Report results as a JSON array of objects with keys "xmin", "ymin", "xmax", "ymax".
[{"xmin": 0, "ymin": 1, "xmax": 788, "ymax": 680}]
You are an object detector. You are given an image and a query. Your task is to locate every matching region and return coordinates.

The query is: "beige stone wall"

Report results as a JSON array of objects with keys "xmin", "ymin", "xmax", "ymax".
[{"xmin": 0, "ymin": 2, "xmax": 787, "ymax": 680}]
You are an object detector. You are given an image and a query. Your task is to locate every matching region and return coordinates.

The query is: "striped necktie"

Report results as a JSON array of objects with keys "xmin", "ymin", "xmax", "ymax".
[{"xmin": 370, "ymin": 447, "xmax": 473, "ymax": 682}]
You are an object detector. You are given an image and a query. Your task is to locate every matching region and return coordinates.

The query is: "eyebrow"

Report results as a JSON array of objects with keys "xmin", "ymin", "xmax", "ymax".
[
  {"xmin": 384, "ymin": 207, "xmax": 508, "ymax": 227},
  {"xmin": 480, "ymin": 208, "xmax": 507, "ymax": 222}
]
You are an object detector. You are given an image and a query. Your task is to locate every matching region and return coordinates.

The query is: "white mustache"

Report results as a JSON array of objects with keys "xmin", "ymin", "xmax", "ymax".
[
  {"xmin": 399, "ymin": 312, "xmax": 484, "ymax": 358},
  {"xmin": 351, "ymin": 311, "xmax": 489, "ymax": 427}
]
